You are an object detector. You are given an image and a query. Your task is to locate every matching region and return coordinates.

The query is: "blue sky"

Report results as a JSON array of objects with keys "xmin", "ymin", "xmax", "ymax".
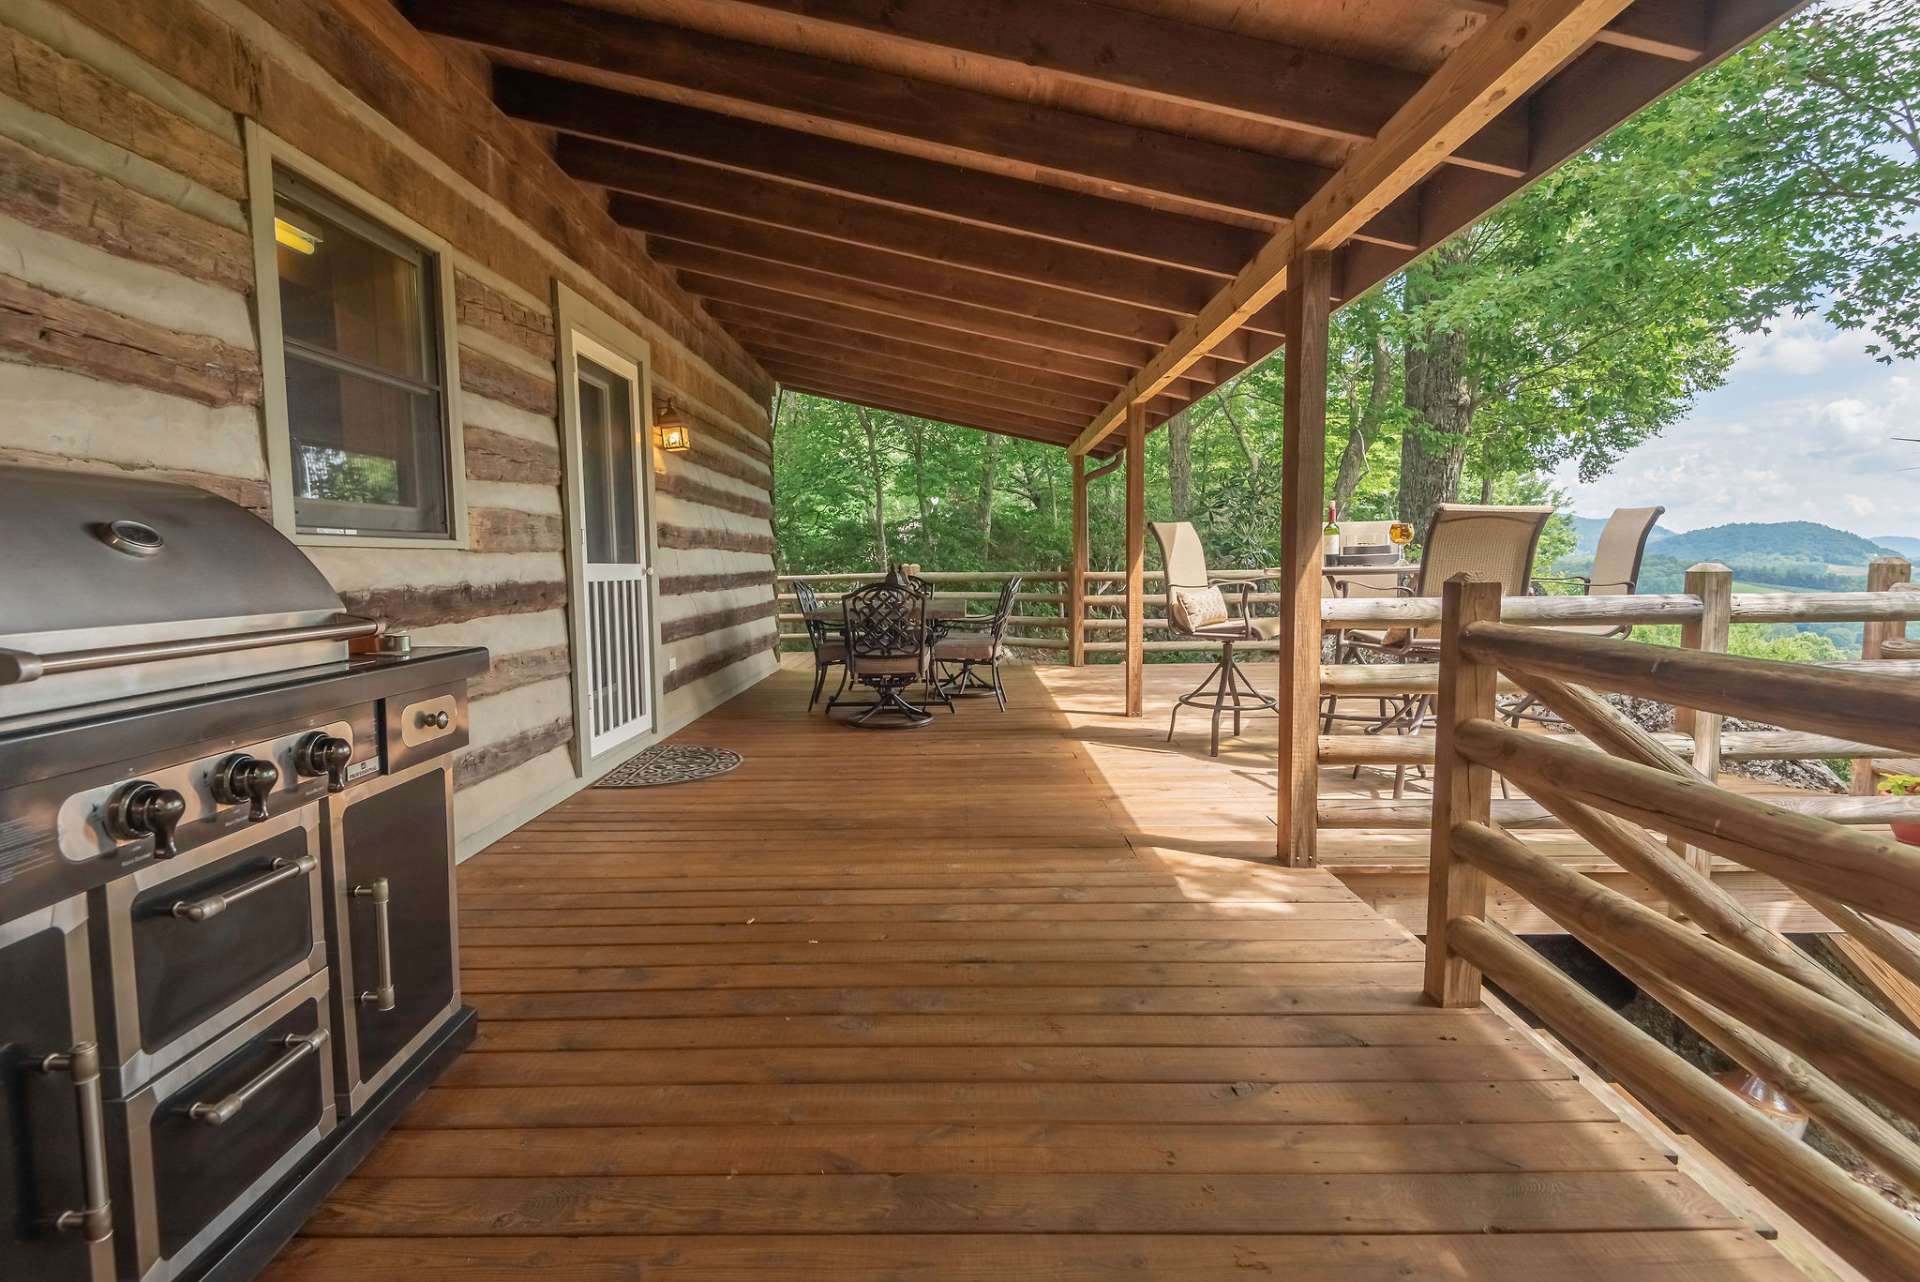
[{"xmin": 1553, "ymin": 313, "xmax": 1920, "ymax": 538}]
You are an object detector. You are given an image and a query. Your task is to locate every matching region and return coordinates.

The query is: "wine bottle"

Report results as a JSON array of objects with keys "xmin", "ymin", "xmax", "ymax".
[{"xmin": 1323, "ymin": 504, "xmax": 1341, "ymax": 558}]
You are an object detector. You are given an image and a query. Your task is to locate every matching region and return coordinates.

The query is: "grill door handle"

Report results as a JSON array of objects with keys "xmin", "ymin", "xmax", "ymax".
[
  {"xmin": 171, "ymin": 854, "xmax": 317, "ymax": 923},
  {"xmin": 352, "ymin": 877, "xmax": 397, "ymax": 1011},
  {"xmin": 33, "ymin": 1041, "xmax": 113, "ymax": 1242},
  {"xmin": 187, "ymin": 1030, "xmax": 326, "ymax": 1127}
]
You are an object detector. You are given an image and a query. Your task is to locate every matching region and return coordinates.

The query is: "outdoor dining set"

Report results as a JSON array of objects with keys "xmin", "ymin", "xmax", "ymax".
[
  {"xmin": 1157, "ymin": 502, "xmax": 1666, "ymax": 761},
  {"xmin": 795, "ymin": 567, "xmax": 1021, "ymax": 728}
]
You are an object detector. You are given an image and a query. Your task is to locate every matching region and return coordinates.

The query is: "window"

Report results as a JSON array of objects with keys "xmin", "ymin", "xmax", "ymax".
[{"xmin": 267, "ymin": 169, "xmax": 455, "ymax": 540}]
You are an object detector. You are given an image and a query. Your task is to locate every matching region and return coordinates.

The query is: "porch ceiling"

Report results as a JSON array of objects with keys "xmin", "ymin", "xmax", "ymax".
[{"xmin": 400, "ymin": 0, "xmax": 1800, "ymax": 453}]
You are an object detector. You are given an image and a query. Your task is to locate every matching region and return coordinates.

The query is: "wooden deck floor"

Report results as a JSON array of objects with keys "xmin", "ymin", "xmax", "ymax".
[{"xmin": 263, "ymin": 660, "xmax": 1798, "ymax": 1280}]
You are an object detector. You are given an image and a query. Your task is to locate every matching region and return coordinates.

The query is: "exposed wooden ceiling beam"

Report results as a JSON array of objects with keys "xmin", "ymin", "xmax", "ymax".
[
  {"xmin": 682, "ymin": 276, "xmax": 1218, "ymax": 396},
  {"xmin": 713, "ymin": 308, "xmax": 1164, "ymax": 411},
  {"xmin": 516, "ymin": 81, "xmax": 1273, "ymax": 276},
  {"xmin": 409, "ymin": 0, "xmax": 1336, "ymax": 224},
  {"xmin": 652, "ymin": 0, "xmax": 1528, "ymax": 175},
  {"xmin": 602, "ymin": 166, "xmax": 1218, "ymax": 315},
  {"xmin": 779, "ymin": 379, "xmax": 1117, "ymax": 452},
  {"xmin": 660, "ymin": 241, "xmax": 1165, "ymax": 370},
  {"xmin": 754, "ymin": 352, "xmax": 1098, "ymax": 429},
  {"xmin": 638, "ymin": 203, "xmax": 1191, "ymax": 345},
  {"xmin": 1447, "ymin": 0, "xmax": 1708, "ymax": 60},
  {"xmin": 1073, "ymin": 0, "xmax": 1643, "ymax": 456}
]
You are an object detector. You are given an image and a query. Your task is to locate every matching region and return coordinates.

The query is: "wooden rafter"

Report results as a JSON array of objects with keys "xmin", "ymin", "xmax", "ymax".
[
  {"xmin": 777, "ymin": 378, "xmax": 1124, "ymax": 453},
  {"xmin": 1073, "ymin": 0, "xmax": 1644, "ymax": 455},
  {"xmin": 409, "ymin": 0, "xmax": 1338, "ymax": 224},
  {"xmin": 739, "ymin": 337, "xmax": 1124, "ymax": 419},
  {"xmin": 604, "ymin": 180, "xmax": 1218, "ymax": 315},
  {"xmin": 700, "ymin": 301, "xmax": 1188, "ymax": 407},
  {"xmin": 680, "ymin": 276, "xmax": 1219, "ymax": 396},
  {"xmin": 640, "ymin": 0, "xmax": 1529, "ymax": 175},
  {"xmin": 753, "ymin": 355, "xmax": 1096, "ymax": 430},
  {"xmin": 641, "ymin": 211, "xmax": 1194, "ymax": 345}
]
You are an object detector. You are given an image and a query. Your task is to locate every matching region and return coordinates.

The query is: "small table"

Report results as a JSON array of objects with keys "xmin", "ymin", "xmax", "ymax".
[{"xmin": 803, "ymin": 597, "xmax": 974, "ymax": 634}]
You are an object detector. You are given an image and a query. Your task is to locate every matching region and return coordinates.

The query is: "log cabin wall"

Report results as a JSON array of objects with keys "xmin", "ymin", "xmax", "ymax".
[{"xmin": 0, "ymin": 0, "xmax": 780, "ymax": 855}]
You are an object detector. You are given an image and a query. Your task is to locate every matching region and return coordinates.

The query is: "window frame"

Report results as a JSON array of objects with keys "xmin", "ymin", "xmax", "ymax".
[{"xmin": 246, "ymin": 122, "xmax": 468, "ymax": 549}]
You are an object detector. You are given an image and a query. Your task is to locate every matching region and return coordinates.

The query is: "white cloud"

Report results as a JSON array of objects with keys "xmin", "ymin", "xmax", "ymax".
[{"xmin": 1555, "ymin": 314, "xmax": 1920, "ymax": 534}]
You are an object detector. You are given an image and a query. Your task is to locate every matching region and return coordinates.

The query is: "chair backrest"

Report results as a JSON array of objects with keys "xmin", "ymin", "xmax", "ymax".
[
  {"xmin": 906, "ymin": 575, "xmax": 935, "ymax": 599},
  {"xmin": 1588, "ymin": 506, "xmax": 1666, "ymax": 597},
  {"xmin": 988, "ymin": 576, "xmax": 1022, "ymax": 642},
  {"xmin": 792, "ymin": 580, "xmax": 829, "ymax": 653},
  {"xmin": 842, "ymin": 580, "xmax": 926, "ymax": 660},
  {"xmin": 1149, "ymin": 521, "xmax": 1209, "ymax": 590},
  {"xmin": 1406, "ymin": 504, "xmax": 1555, "ymax": 640}
]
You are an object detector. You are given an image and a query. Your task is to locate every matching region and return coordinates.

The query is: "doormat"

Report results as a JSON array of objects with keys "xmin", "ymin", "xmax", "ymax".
[{"xmin": 594, "ymin": 743, "xmax": 743, "ymax": 787}]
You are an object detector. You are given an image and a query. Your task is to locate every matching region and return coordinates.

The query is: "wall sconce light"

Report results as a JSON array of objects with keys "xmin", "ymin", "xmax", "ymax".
[{"xmin": 653, "ymin": 397, "xmax": 692, "ymax": 454}]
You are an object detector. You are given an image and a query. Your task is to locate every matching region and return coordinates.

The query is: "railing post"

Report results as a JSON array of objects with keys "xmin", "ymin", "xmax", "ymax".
[
  {"xmin": 1854, "ymin": 556, "xmax": 1912, "ymax": 795},
  {"xmin": 1123, "ymin": 402, "xmax": 1146, "ymax": 717},
  {"xmin": 1425, "ymin": 575, "xmax": 1502, "ymax": 1007},
  {"xmin": 1069, "ymin": 454, "xmax": 1088, "ymax": 667},
  {"xmin": 1671, "ymin": 562, "xmax": 1732, "ymax": 881}
]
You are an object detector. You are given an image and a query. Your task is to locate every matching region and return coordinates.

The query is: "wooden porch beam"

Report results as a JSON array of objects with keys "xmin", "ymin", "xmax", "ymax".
[
  {"xmin": 658, "ymin": 241, "xmax": 1172, "ymax": 370},
  {"xmin": 1072, "ymin": 0, "xmax": 1642, "ymax": 456},
  {"xmin": 604, "ymin": 163, "xmax": 1219, "ymax": 313},
  {"xmin": 712, "ymin": 310, "xmax": 1172, "ymax": 412},
  {"xmin": 1070, "ymin": 456, "xmax": 1089, "ymax": 667},
  {"xmin": 639, "ymin": 207, "xmax": 1189, "ymax": 345},
  {"xmin": 779, "ymin": 379, "xmax": 1120, "ymax": 453},
  {"xmin": 756, "ymin": 351, "xmax": 1105, "ymax": 429},
  {"xmin": 682, "ymin": 277, "xmax": 1216, "ymax": 396},
  {"xmin": 662, "ymin": 0, "xmax": 1528, "ymax": 175},
  {"xmin": 412, "ymin": 0, "xmax": 1336, "ymax": 224},
  {"xmin": 1276, "ymin": 249, "xmax": 1332, "ymax": 868},
  {"xmin": 1124, "ymin": 401, "xmax": 1147, "ymax": 718},
  {"xmin": 533, "ymin": 95, "xmax": 1266, "ymax": 278}
]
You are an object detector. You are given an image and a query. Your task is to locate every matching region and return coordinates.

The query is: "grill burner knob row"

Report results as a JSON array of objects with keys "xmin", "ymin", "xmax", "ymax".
[
  {"xmin": 295, "ymin": 732, "xmax": 353, "ymax": 793},
  {"xmin": 105, "ymin": 780, "xmax": 186, "ymax": 858},
  {"xmin": 211, "ymin": 752, "xmax": 279, "ymax": 822}
]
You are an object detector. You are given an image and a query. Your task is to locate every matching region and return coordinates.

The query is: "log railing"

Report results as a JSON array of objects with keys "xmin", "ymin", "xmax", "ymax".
[{"xmin": 1422, "ymin": 575, "xmax": 1920, "ymax": 1281}]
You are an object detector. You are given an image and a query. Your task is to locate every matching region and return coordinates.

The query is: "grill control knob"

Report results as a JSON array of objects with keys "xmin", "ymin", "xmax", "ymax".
[
  {"xmin": 295, "ymin": 733, "xmax": 353, "ymax": 794},
  {"xmin": 419, "ymin": 709, "xmax": 451, "ymax": 731},
  {"xmin": 106, "ymin": 781, "xmax": 186, "ymax": 858},
  {"xmin": 211, "ymin": 753, "xmax": 279, "ymax": 822}
]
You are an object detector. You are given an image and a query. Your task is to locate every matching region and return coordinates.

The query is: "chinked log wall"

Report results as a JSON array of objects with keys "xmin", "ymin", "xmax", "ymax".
[{"xmin": 0, "ymin": 0, "xmax": 781, "ymax": 853}]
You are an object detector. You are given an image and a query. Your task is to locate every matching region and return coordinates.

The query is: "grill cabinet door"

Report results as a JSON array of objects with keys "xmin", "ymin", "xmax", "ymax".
[
  {"xmin": 123, "ymin": 824, "xmax": 320, "ymax": 1056},
  {"xmin": 331, "ymin": 763, "xmax": 457, "ymax": 1104},
  {"xmin": 1, "ymin": 902, "xmax": 113, "ymax": 1282}
]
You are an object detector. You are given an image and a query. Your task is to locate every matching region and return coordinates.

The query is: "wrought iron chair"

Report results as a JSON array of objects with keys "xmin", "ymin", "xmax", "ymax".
[
  {"xmin": 933, "ymin": 576, "xmax": 1021, "ymax": 710},
  {"xmin": 792, "ymin": 580, "xmax": 847, "ymax": 713},
  {"xmin": 1149, "ymin": 521, "xmax": 1280, "ymax": 756},
  {"xmin": 831, "ymin": 579, "xmax": 935, "ymax": 728}
]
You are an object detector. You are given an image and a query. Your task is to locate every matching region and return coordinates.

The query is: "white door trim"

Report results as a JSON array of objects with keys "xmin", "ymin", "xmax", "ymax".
[{"xmin": 555, "ymin": 283, "xmax": 663, "ymax": 776}]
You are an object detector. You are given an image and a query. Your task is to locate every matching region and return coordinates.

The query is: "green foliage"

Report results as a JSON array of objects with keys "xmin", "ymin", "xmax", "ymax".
[
  {"xmin": 1629, "ymin": 621, "xmax": 1851, "ymax": 663},
  {"xmin": 1880, "ymin": 774, "xmax": 1920, "ymax": 797}
]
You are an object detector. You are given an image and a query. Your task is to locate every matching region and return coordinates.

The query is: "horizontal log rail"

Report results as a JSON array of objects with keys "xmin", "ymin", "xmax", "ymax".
[{"xmin": 1423, "ymin": 574, "xmax": 1920, "ymax": 1282}]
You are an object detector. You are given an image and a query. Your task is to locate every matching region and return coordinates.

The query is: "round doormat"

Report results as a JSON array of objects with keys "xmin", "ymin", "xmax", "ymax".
[{"xmin": 594, "ymin": 743, "xmax": 743, "ymax": 787}]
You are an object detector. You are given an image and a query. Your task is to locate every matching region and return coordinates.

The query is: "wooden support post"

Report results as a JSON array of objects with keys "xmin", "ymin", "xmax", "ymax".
[
  {"xmin": 1671, "ymin": 562, "xmax": 1732, "ymax": 881},
  {"xmin": 1424, "ymin": 575, "xmax": 1503, "ymax": 1007},
  {"xmin": 1855, "ymin": 556, "xmax": 1912, "ymax": 794},
  {"xmin": 1123, "ymin": 401, "xmax": 1146, "ymax": 717},
  {"xmin": 1069, "ymin": 453, "xmax": 1089, "ymax": 668},
  {"xmin": 1276, "ymin": 248, "xmax": 1332, "ymax": 867}
]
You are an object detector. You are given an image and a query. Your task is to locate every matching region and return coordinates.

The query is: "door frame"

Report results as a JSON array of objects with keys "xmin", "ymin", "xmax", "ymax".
[{"xmin": 554, "ymin": 282, "xmax": 664, "ymax": 778}]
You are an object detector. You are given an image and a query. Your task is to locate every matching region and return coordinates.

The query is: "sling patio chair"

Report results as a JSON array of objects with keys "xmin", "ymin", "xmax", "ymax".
[
  {"xmin": 792, "ymin": 580, "xmax": 848, "ymax": 713},
  {"xmin": 1335, "ymin": 503, "xmax": 1555, "ymax": 794},
  {"xmin": 1150, "ymin": 521, "xmax": 1281, "ymax": 757},
  {"xmin": 1503, "ymin": 504, "xmax": 1666, "ymax": 726},
  {"xmin": 933, "ymin": 576, "xmax": 1021, "ymax": 710},
  {"xmin": 830, "ymin": 577, "xmax": 938, "ymax": 728}
]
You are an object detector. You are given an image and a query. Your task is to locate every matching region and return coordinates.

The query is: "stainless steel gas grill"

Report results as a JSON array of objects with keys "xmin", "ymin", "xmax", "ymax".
[{"xmin": 0, "ymin": 466, "xmax": 485, "ymax": 1282}]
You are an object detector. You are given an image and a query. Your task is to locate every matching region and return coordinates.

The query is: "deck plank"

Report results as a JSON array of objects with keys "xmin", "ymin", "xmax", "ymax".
[{"xmin": 259, "ymin": 662, "xmax": 1789, "ymax": 1280}]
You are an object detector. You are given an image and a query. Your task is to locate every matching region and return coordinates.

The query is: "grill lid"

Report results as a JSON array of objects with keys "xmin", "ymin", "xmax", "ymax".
[
  {"xmin": 0, "ymin": 466, "xmax": 343, "ymax": 636},
  {"xmin": 0, "ymin": 466, "xmax": 359, "ymax": 720}
]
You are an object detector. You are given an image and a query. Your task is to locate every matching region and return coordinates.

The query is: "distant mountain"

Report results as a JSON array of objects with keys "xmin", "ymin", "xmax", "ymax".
[
  {"xmin": 1654, "ymin": 521, "xmax": 1900, "ymax": 566},
  {"xmin": 1570, "ymin": 514, "xmax": 1675, "ymax": 557},
  {"xmin": 1874, "ymin": 535, "xmax": 1920, "ymax": 558}
]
